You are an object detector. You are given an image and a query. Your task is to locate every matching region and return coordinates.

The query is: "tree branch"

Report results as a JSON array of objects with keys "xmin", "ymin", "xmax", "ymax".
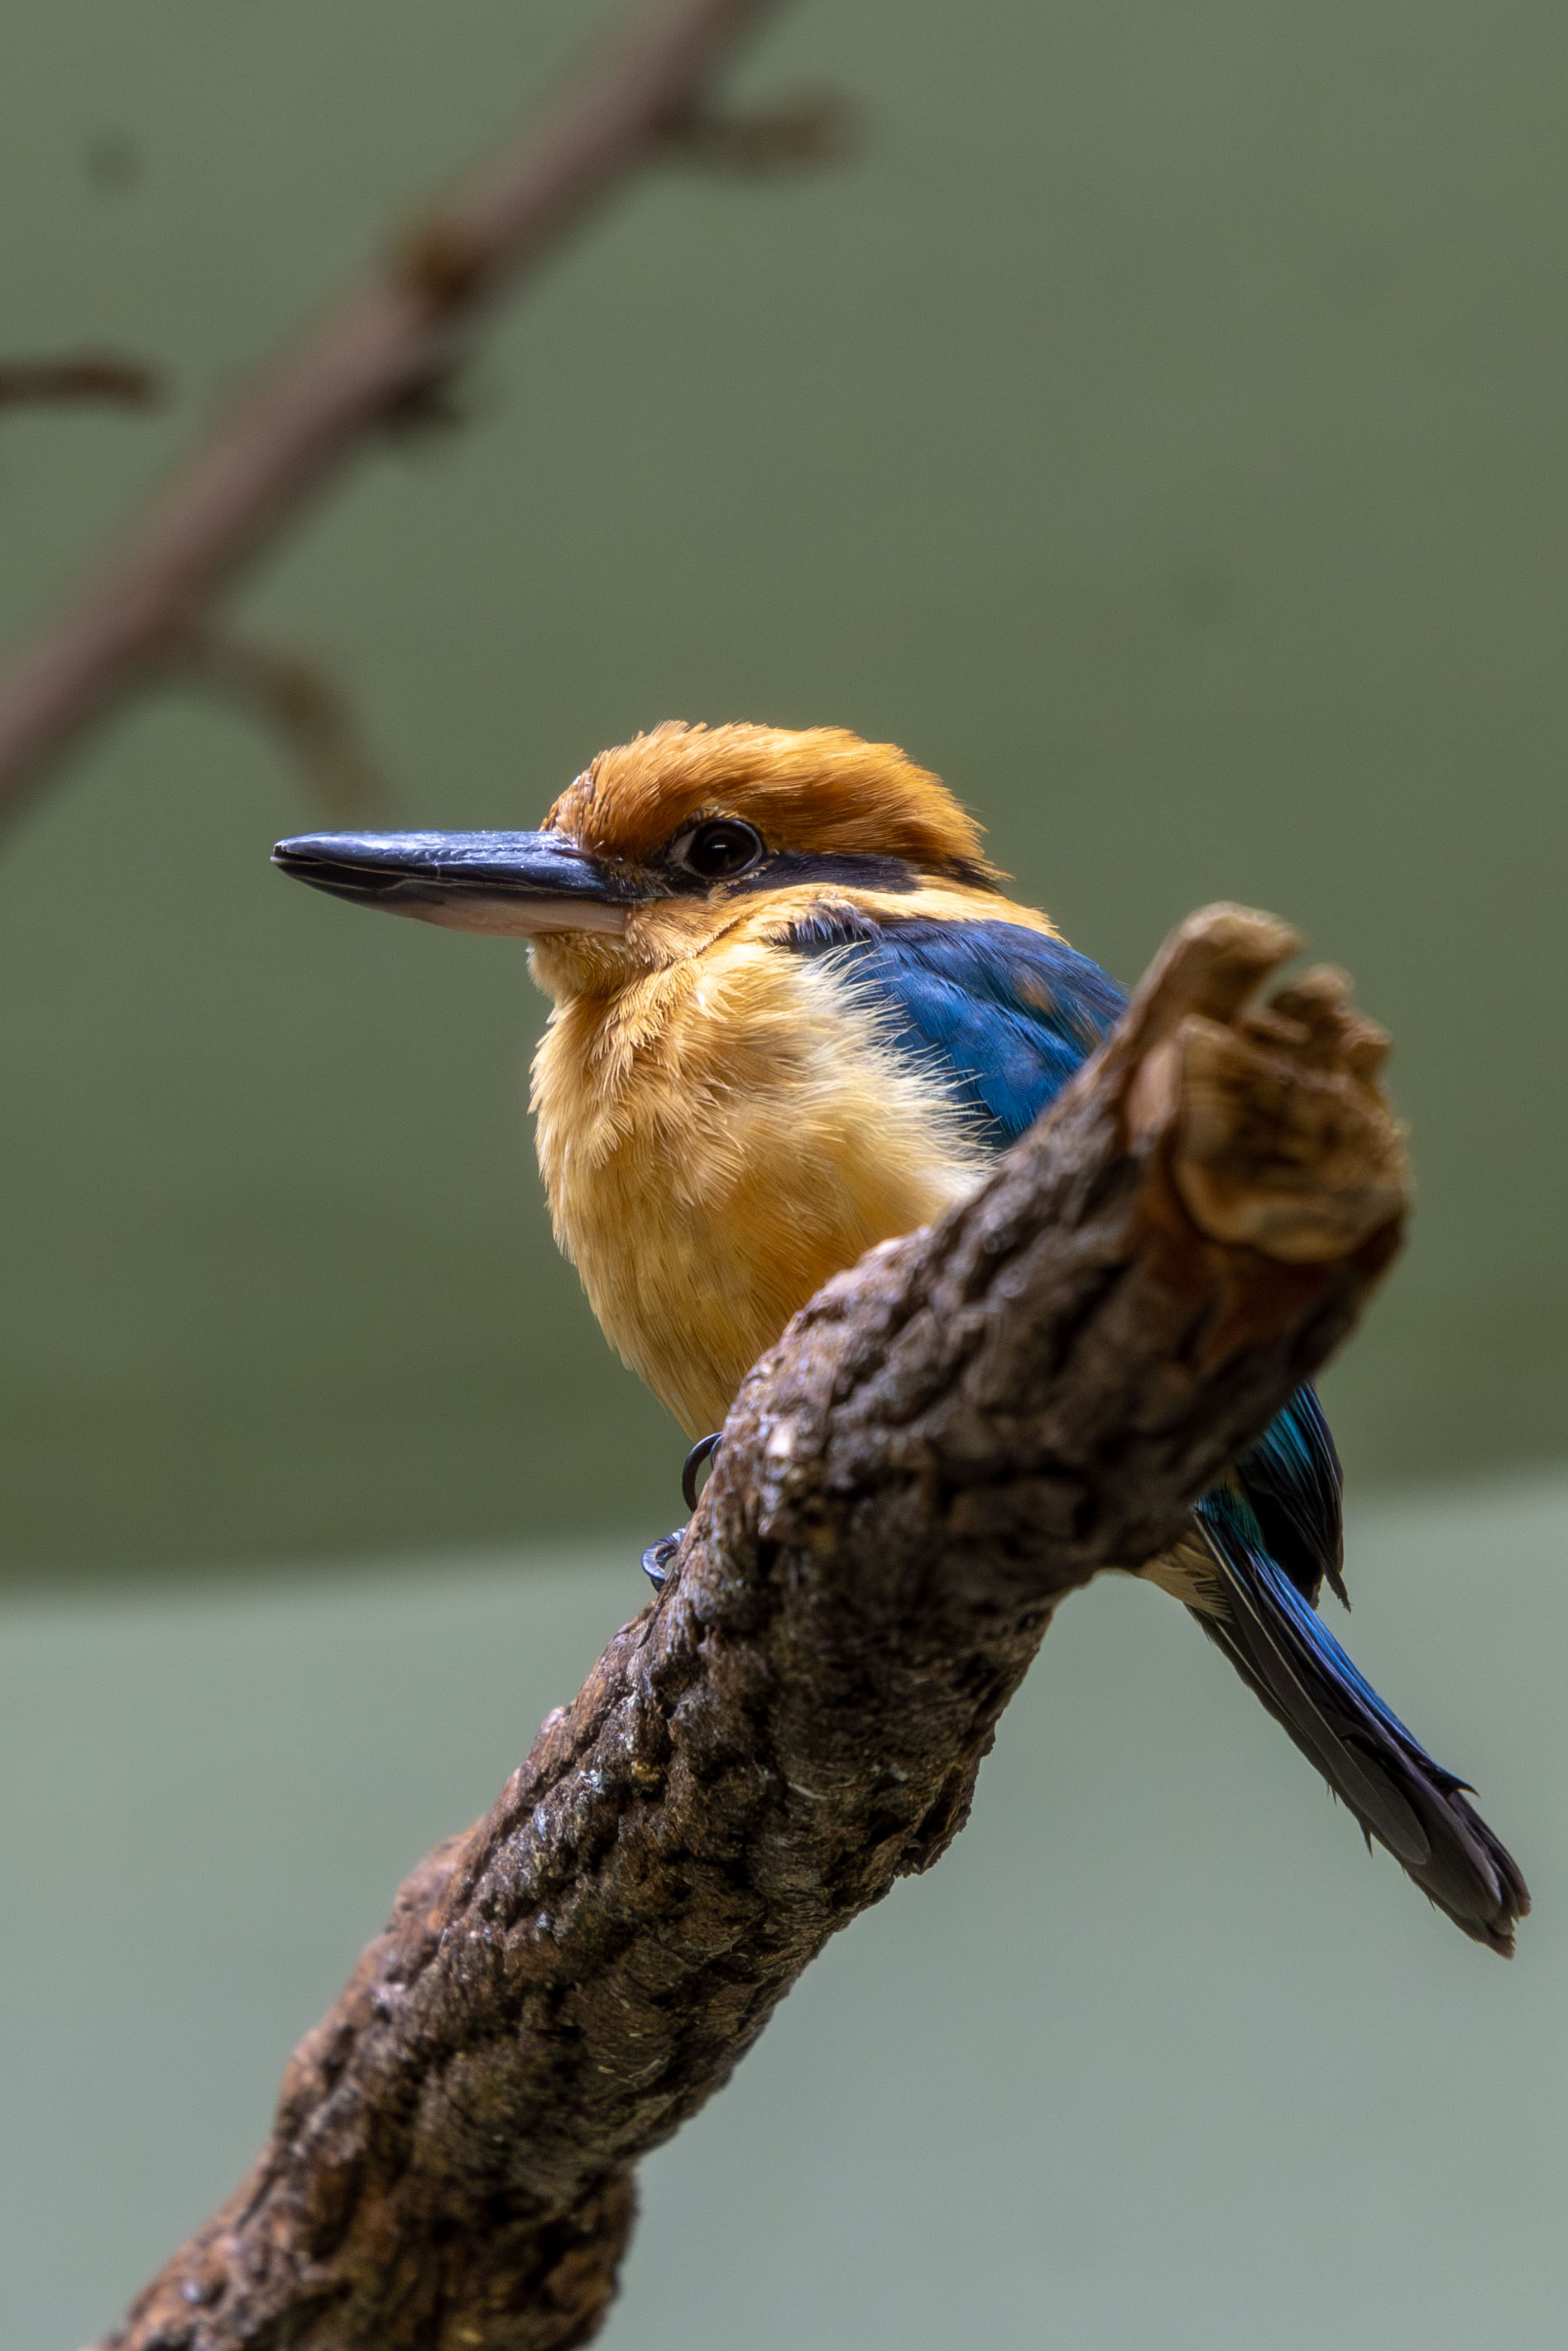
[
  {"xmin": 0, "ymin": 353, "xmax": 164, "ymax": 410},
  {"xmin": 659, "ymin": 85, "xmax": 861, "ymax": 171},
  {"xmin": 171, "ymin": 629, "xmax": 390, "ymax": 823},
  {"xmin": 0, "ymin": 0, "xmax": 806, "ymax": 835},
  {"xmin": 99, "ymin": 906, "xmax": 1407, "ymax": 2351}
]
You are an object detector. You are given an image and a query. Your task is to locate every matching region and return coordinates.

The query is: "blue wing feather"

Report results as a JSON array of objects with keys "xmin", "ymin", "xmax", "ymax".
[
  {"xmin": 785, "ymin": 904, "xmax": 1340, "ymax": 1604},
  {"xmin": 779, "ymin": 900, "xmax": 1527, "ymax": 1944},
  {"xmin": 785, "ymin": 909, "xmax": 1124, "ymax": 1144},
  {"xmin": 1229, "ymin": 1385, "xmax": 1346, "ymax": 1607},
  {"xmin": 780, "ymin": 898, "xmax": 1523, "ymax": 1946}
]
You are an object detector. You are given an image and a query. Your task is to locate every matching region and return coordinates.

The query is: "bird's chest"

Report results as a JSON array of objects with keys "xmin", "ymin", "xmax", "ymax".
[{"xmin": 530, "ymin": 949, "xmax": 982, "ymax": 1433}]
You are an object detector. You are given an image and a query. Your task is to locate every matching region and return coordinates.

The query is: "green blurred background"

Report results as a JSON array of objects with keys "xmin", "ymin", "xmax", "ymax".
[
  {"xmin": 4, "ymin": 0, "xmax": 1566, "ymax": 1580},
  {"xmin": 2, "ymin": 4, "xmax": 1566, "ymax": 2347}
]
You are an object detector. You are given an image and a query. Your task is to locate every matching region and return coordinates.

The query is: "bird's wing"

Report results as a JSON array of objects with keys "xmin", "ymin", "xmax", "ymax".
[
  {"xmin": 784, "ymin": 899, "xmax": 1528, "ymax": 1946},
  {"xmin": 783, "ymin": 905, "xmax": 1125, "ymax": 1145},
  {"xmin": 1225, "ymin": 1384, "xmax": 1347, "ymax": 1608},
  {"xmin": 785, "ymin": 902, "xmax": 1340, "ymax": 1605}
]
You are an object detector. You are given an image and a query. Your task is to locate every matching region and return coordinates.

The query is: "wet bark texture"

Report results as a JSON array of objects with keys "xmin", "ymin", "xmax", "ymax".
[{"xmin": 103, "ymin": 906, "xmax": 1407, "ymax": 2351}]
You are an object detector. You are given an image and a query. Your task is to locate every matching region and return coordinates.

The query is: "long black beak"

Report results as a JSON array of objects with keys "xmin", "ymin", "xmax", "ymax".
[{"xmin": 271, "ymin": 830, "xmax": 645, "ymax": 937}]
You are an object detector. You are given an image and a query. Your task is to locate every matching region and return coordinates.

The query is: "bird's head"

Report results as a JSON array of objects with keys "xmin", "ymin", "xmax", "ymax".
[{"xmin": 272, "ymin": 721, "xmax": 1003, "ymax": 997}]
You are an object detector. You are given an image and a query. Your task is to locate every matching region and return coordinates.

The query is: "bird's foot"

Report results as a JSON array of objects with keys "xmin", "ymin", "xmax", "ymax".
[
  {"xmin": 640, "ymin": 1532, "xmax": 682, "ymax": 1587},
  {"xmin": 681, "ymin": 1432, "xmax": 722, "ymax": 1509},
  {"xmin": 640, "ymin": 1433, "xmax": 723, "ymax": 1588}
]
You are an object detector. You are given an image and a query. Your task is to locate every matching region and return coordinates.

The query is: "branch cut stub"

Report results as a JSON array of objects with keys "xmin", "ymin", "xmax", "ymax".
[{"xmin": 1115, "ymin": 905, "xmax": 1407, "ymax": 1263}]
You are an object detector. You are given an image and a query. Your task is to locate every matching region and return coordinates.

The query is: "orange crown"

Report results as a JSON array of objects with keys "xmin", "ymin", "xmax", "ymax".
[{"xmin": 544, "ymin": 721, "xmax": 1000, "ymax": 883}]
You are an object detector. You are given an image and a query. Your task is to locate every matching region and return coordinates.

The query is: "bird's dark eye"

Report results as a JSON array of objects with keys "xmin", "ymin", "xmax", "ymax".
[{"xmin": 675, "ymin": 818, "xmax": 765, "ymax": 881}]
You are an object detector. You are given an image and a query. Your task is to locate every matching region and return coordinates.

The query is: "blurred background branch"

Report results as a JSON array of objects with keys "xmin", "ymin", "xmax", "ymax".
[
  {"xmin": 171, "ymin": 630, "xmax": 390, "ymax": 824},
  {"xmin": 660, "ymin": 84, "xmax": 861, "ymax": 170},
  {"xmin": 0, "ymin": 352, "xmax": 163, "ymax": 409},
  {"xmin": 0, "ymin": 0, "xmax": 851, "ymax": 837}
]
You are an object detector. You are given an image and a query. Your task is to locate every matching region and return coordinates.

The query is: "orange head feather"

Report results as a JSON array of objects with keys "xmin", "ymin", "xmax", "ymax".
[{"xmin": 544, "ymin": 721, "xmax": 1001, "ymax": 885}]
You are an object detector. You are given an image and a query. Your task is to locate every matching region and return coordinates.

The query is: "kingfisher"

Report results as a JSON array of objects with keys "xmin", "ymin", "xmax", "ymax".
[{"xmin": 274, "ymin": 719, "xmax": 1527, "ymax": 1953}]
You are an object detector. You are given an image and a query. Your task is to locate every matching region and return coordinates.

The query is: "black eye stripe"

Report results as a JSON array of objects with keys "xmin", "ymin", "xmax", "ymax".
[
  {"xmin": 727, "ymin": 849, "xmax": 921, "ymax": 894},
  {"xmin": 659, "ymin": 837, "xmax": 997, "ymax": 897}
]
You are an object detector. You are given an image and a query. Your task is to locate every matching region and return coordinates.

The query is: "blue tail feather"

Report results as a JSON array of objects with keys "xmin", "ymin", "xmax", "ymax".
[{"xmin": 1192, "ymin": 1491, "xmax": 1529, "ymax": 1953}]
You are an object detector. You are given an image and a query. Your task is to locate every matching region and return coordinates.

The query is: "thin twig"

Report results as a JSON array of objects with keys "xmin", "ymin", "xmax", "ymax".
[
  {"xmin": 98, "ymin": 909, "xmax": 1410, "ymax": 2351},
  {"xmin": 174, "ymin": 630, "xmax": 390, "ymax": 821},
  {"xmin": 0, "ymin": 353, "xmax": 164, "ymax": 410},
  {"xmin": 661, "ymin": 85, "xmax": 861, "ymax": 170},
  {"xmin": 0, "ymin": 0, "xmax": 809, "ymax": 833}
]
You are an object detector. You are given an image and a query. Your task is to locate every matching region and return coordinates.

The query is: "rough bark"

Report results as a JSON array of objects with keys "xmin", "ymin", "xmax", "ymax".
[{"xmin": 100, "ymin": 905, "xmax": 1407, "ymax": 2351}]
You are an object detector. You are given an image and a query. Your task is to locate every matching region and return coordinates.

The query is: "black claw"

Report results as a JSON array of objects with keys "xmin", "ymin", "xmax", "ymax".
[
  {"xmin": 641, "ymin": 1532, "xmax": 682, "ymax": 1588},
  {"xmin": 682, "ymin": 1432, "xmax": 723, "ymax": 1512},
  {"xmin": 643, "ymin": 1437, "xmax": 724, "ymax": 1591}
]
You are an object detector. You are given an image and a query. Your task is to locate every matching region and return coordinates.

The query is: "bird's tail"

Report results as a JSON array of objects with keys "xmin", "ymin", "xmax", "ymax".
[{"xmin": 1191, "ymin": 1506, "xmax": 1530, "ymax": 1954}]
